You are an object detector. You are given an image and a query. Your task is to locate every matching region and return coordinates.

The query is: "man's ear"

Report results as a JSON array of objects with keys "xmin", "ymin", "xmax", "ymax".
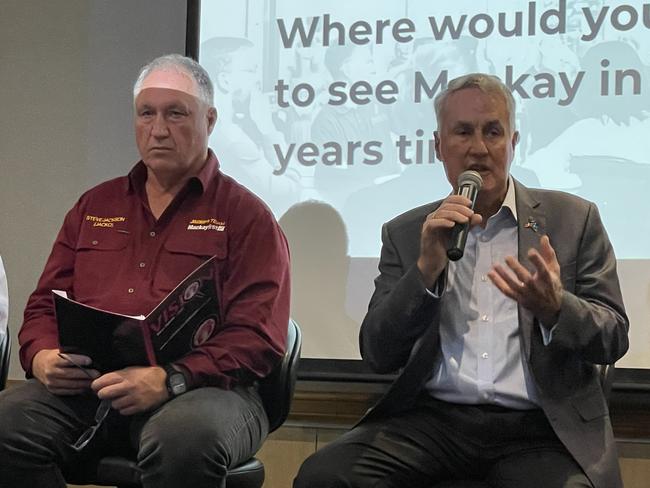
[
  {"xmin": 434, "ymin": 131, "xmax": 443, "ymax": 162},
  {"xmin": 512, "ymin": 130, "xmax": 520, "ymax": 148},
  {"xmin": 207, "ymin": 107, "xmax": 218, "ymax": 134}
]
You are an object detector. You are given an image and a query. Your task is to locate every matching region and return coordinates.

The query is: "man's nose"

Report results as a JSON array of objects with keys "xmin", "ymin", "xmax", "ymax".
[
  {"xmin": 151, "ymin": 115, "xmax": 169, "ymax": 138},
  {"xmin": 468, "ymin": 134, "xmax": 488, "ymax": 156}
]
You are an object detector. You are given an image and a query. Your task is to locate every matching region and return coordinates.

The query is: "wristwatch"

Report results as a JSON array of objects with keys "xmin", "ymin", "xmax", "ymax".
[{"xmin": 164, "ymin": 364, "xmax": 187, "ymax": 398}]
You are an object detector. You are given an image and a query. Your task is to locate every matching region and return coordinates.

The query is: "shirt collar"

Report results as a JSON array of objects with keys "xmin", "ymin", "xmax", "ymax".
[
  {"xmin": 501, "ymin": 175, "xmax": 517, "ymax": 222},
  {"xmin": 126, "ymin": 148, "xmax": 220, "ymax": 195}
]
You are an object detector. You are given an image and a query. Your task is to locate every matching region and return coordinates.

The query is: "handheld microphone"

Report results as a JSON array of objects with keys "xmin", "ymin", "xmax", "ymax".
[{"xmin": 446, "ymin": 170, "xmax": 483, "ymax": 261}]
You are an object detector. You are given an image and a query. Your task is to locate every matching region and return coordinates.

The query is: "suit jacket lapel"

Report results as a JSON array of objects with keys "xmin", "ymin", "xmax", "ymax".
[{"xmin": 514, "ymin": 180, "xmax": 545, "ymax": 359}]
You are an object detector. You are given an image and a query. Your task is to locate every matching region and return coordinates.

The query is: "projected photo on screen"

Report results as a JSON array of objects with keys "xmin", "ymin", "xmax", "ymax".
[{"xmin": 197, "ymin": 0, "xmax": 650, "ymax": 364}]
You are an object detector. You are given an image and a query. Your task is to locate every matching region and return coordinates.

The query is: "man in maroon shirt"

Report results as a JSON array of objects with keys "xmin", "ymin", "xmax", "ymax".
[{"xmin": 0, "ymin": 54, "xmax": 290, "ymax": 488}]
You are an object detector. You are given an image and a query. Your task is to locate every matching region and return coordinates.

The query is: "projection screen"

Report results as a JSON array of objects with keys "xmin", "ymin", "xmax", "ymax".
[{"xmin": 191, "ymin": 0, "xmax": 650, "ymax": 378}]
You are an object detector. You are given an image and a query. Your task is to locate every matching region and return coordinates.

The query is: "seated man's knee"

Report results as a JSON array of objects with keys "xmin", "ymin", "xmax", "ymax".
[
  {"xmin": 0, "ymin": 383, "xmax": 70, "ymax": 464},
  {"xmin": 294, "ymin": 446, "xmax": 354, "ymax": 488},
  {"xmin": 139, "ymin": 409, "xmax": 229, "ymax": 471},
  {"xmin": 138, "ymin": 388, "xmax": 267, "ymax": 479},
  {"xmin": 0, "ymin": 391, "xmax": 21, "ymax": 448}
]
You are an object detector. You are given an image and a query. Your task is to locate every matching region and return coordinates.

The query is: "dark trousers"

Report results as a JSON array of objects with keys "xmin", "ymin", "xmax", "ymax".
[
  {"xmin": 294, "ymin": 396, "xmax": 593, "ymax": 488},
  {"xmin": 0, "ymin": 379, "xmax": 268, "ymax": 488}
]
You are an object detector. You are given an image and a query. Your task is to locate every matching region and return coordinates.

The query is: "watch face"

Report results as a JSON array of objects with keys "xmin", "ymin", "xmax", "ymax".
[{"xmin": 168, "ymin": 372, "xmax": 187, "ymax": 396}]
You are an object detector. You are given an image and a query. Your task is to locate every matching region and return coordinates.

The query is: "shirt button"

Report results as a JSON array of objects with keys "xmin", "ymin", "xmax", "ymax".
[
  {"xmin": 127, "ymin": 288, "xmax": 134, "ymax": 294},
  {"xmin": 149, "ymin": 231, "xmax": 156, "ymax": 237},
  {"xmin": 92, "ymin": 240, "xmax": 98, "ymax": 245},
  {"xmin": 482, "ymin": 352, "xmax": 489, "ymax": 359},
  {"xmin": 481, "ymin": 314, "xmax": 489, "ymax": 321},
  {"xmin": 481, "ymin": 275, "xmax": 487, "ymax": 282},
  {"xmin": 139, "ymin": 262, "xmax": 146, "ymax": 268}
]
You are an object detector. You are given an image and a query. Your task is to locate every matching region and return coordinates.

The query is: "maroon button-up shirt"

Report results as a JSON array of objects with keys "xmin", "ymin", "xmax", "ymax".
[{"xmin": 20, "ymin": 151, "xmax": 290, "ymax": 389}]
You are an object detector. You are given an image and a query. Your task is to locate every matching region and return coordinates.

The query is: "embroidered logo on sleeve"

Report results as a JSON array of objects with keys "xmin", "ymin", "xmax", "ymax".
[
  {"xmin": 187, "ymin": 218, "xmax": 226, "ymax": 231},
  {"xmin": 85, "ymin": 215, "xmax": 127, "ymax": 228}
]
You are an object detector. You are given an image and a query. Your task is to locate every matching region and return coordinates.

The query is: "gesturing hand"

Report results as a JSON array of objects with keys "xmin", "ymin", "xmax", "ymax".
[{"xmin": 488, "ymin": 235, "xmax": 563, "ymax": 327}]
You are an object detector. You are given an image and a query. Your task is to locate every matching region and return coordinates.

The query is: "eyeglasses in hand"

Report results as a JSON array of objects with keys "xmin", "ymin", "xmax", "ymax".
[
  {"xmin": 58, "ymin": 352, "xmax": 112, "ymax": 451},
  {"xmin": 70, "ymin": 398, "xmax": 111, "ymax": 451}
]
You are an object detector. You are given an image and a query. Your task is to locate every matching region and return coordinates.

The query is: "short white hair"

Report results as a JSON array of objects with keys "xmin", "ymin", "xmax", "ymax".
[
  {"xmin": 133, "ymin": 54, "xmax": 214, "ymax": 106},
  {"xmin": 434, "ymin": 73, "xmax": 516, "ymax": 131}
]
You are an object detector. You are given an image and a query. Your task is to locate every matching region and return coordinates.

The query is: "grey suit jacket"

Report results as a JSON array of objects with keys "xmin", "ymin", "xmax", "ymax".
[{"xmin": 359, "ymin": 180, "xmax": 629, "ymax": 488}]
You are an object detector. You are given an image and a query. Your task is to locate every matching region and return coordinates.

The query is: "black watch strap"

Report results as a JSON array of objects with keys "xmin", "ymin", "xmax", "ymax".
[{"xmin": 164, "ymin": 364, "xmax": 187, "ymax": 398}]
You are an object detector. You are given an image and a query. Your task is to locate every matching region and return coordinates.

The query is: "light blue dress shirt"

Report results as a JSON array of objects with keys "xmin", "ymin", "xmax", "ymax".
[{"xmin": 424, "ymin": 179, "xmax": 546, "ymax": 409}]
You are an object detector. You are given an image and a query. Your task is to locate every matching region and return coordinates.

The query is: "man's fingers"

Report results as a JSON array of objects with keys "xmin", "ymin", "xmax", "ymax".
[
  {"xmin": 117, "ymin": 404, "xmax": 140, "ymax": 416},
  {"xmin": 58, "ymin": 367, "xmax": 99, "ymax": 380},
  {"xmin": 429, "ymin": 210, "xmax": 470, "ymax": 225},
  {"xmin": 489, "ymin": 265, "xmax": 520, "ymax": 299},
  {"xmin": 431, "ymin": 219, "xmax": 455, "ymax": 229},
  {"xmin": 108, "ymin": 394, "xmax": 134, "ymax": 412},
  {"xmin": 487, "ymin": 269, "xmax": 512, "ymax": 298},
  {"xmin": 539, "ymin": 235, "xmax": 557, "ymax": 264},
  {"xmin": 86, "ymin": 369, "xmax": 101, "ymax": 379},
  {"xmin": 528, "ymin": 251, "xmax": 553, "ymax": 284},
  {"xmin": 91, "ymin": 372, "xmax": 123, "ymax": 391},
  {"xmin": 94, "ymin": 377, "xmax": 129, "ymax": 399},
  {"xmin": 490, "ymin": 245, "xmax": 563, "ymax": 322},
  {"xmin": 61, "ymin": 353, "xmax": 94, "ymax": 367},
  {"xmin": 438, "ymin": 202, "xmax": 475, "ymax": 214},
  {"xmin": 98, "ymin": 386, "xmax": 139, "ymax": 415},
  {"xmin": 443, "ymin": 194, "xmax": 473, "ymax": 207},
  {"xmin": 504, "ymin": 256, "xmax": 532, "ymax": 285},
  {"xmin": 46, "ymin": 376, "xmax": 93, "ymax": 394},
  {"xmin": 430, "ymin": 206, "xmax": 475, "ymax": 223}
]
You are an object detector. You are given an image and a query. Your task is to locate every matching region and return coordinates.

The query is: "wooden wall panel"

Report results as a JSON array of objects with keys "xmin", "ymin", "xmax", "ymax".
[
  {"xmin": 618, "ymin": 442, "xmax": 650, "ymax": 488},
  {"xmin": 256, "ymin": 427, "xmax": 317, "ymax": 488}
]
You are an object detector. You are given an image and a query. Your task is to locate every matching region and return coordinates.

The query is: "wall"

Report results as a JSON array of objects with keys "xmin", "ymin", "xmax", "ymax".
[{"xmin": 0, "ymin": 0, "xmax": 186, "ymax": 380}]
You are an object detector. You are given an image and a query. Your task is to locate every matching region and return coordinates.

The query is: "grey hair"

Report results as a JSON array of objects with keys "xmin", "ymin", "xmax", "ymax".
[
  {"xmin": 133, "ymin": 54, "xmax": 214, "ymax": 106},
  {"xmin": 434, "ymin": 73, "xmax": 516, "ymax": 131}
]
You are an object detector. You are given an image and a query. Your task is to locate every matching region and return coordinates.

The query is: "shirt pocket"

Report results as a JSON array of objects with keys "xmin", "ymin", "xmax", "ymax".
[
  {"xmin": 73, "ymin": 230, "xmax": 131, "ymax": 295},
  {"xmin": 156, "ymin": 232, "xmax": 228, "ymax": 294},
  {"xmin": 76, "ymin": 231, "xmax": 131, "ymax": 252}
]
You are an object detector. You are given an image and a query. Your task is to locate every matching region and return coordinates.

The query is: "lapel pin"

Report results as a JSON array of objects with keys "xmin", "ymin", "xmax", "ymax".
[{"xmin": 524, "ymin": 217, "xmax": 539, "ymax": 233}]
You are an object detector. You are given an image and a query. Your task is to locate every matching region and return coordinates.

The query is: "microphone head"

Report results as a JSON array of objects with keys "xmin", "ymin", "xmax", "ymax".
[{"xmin": 458, "ymin": 170, "xmax": 483, "ymax": 190}]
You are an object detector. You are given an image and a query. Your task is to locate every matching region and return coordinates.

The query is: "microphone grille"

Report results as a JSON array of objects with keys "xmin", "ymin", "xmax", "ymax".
[{"xmin": 458, "ymin": 170, "xmax": 483, "ymax": 189}]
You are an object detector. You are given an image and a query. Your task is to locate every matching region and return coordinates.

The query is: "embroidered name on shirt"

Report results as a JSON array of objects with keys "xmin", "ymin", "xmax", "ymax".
[
  {"xmin": 85, "ymin": 215, "xmax": 127, "ymax": 228},
  {"xmin": 187, "ymin": 218, "xmax": 226, "ymax": 232}
]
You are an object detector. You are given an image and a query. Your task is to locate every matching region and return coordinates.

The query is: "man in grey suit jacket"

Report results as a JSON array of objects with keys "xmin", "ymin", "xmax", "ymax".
[{"xmin": 294, "ymin": 73, "xmax": 629, "ymax": 488}]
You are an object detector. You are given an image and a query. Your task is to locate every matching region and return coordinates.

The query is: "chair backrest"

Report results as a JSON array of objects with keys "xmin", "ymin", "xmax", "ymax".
[
  {"xmin": 0, "ymin": 327, "xmax": 10, "ymax": 391},
  {"xmin": 258, "ymin": 318, "xmax": 301, "ymax": 433}
]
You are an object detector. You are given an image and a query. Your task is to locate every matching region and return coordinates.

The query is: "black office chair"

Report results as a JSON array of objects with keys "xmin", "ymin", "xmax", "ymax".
[
  {"xmin": 0, "ymin": 327, "xmax": 10, "ymax": 391},
  {"xmin": 64, "ymin": 319, "xmax": 302, "ymax": 488},
  {"xmin": 432, "ymin": 364, "xmax": 615, "ymax": 488}
]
